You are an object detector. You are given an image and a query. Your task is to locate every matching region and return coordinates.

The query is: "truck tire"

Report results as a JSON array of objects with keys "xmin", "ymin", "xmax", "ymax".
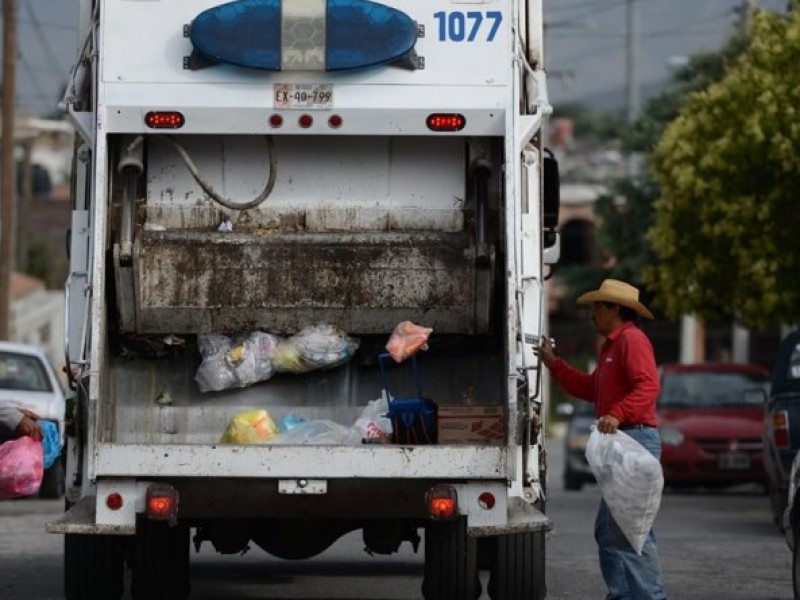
[
  {"xmin": 39, "ymin": 460, "xmax": 65, "ymax": 499},
  {"xmin": 422, "ymin": 518, "xmax": 480, "ymax": 600},
  {"xmin": 487, "ymin": 531, "xmax": 546, "ymax": 600},
  {"xmin": 131, "ymin": 518, "xmax": 190, "ymax": 600},
  {"xmin": 64, "ymin": 533, "xmax": 125, "ymax": 600}
]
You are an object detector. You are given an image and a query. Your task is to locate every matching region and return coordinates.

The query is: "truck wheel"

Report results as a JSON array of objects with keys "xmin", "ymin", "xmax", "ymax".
[
  {"xmin": 769, "ymin": 480, "xmax": 787, "ymax": 530},
  {"xmin": 131, "ymin": 518, "xmax": 190, "ymax": 600},
  {"xmin": 422, "ymin": 518, "xmax": 479, "ymax": 600},
  {"xmin": 64, "ymin": 533, "xmax": 125, "ymax": 600},
  {"xmin": 794, "ymin": 524, "xmax": 800, "ymax": 600},
  {"xmin": 487, "ymin": 531, "xmax": 546, "ymax": 600},
  {"xmin": 564, "ymin": 468, "xmax": 583, "ymax": 491},
  {"xmin": 39, "ymin": 460, "xmax": 65, "ymax": 499}
]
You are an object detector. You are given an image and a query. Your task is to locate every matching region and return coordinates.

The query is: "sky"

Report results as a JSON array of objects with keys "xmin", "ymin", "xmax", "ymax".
[
  {"xmin": 545, "ymin": 0, "xmax": 787, "ymax": 110},
  {"xmin": 1, "ymin": 0, "xmax": 790, "ymax": 117}
]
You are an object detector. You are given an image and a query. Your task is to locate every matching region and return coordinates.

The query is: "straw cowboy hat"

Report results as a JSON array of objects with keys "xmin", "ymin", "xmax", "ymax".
[{"xmin": 576, "ymin": 279, "xmax": 654, "ymax": 320}]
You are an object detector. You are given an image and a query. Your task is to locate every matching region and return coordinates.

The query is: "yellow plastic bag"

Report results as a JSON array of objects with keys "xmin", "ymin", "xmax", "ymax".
[{"xmin": 220, "ymin": 409, "xmax": 278, "ymax": 444}]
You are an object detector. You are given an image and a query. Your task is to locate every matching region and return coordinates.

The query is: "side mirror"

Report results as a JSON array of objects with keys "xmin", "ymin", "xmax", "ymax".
[{"xmin": 543, "ymin": 149, "xmax": 560, "ymax": 235}]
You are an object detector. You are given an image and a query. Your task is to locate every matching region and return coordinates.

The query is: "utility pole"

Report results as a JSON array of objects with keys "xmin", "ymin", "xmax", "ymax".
[
  {"xmin": 625, "ymin": 0, "xmax": 639, "ymax": 125},
  {"xmin": 0, "ymin": 0, "xmax": 17, "ymax": 340},
  {"xmin": 740, "ymin": 0, "xmax": 757, "ymax": 36}
]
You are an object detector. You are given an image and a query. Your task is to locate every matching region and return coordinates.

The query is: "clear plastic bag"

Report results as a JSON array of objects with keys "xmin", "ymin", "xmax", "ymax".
[
  {"xmin": 585, "ymin": 426, "xmax": 664, "ymax": 555},
  {"xmin": 268, "ymin": 420, "xmax": 361, "ymax": 445},
  {"xmin": 195, "ymin": 332, "xmax": 280, "ymax": 392},
  {"xmin": 0, "ymin": 436, "xmax": 44, "ymax": 499},
  {"xmin": 272, "ymin": 324, "xmax": 359, "ymax": 373},
  {"xmin": 352, "ymin": 397, "xmax": 393, "ymax": 442}
]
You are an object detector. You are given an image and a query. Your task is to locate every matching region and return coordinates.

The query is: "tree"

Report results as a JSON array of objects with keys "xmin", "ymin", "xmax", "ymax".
[{"xmin": 646, "ymin": 5, "xmax": 800, "ymax": 329}]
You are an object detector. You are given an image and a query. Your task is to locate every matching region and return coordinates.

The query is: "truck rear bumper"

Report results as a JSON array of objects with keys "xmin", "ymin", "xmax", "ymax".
[{"xmin": 93, "ymin": 443, "xmax": 509, "ymax": 479}]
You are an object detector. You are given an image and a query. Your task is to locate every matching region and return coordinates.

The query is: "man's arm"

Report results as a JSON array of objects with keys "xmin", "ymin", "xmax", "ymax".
[
  {"xmin": 0, "ymin": 404, "xmax": 24, "ymax": 431},
  {"xmin": 0, "ymin": 405, "xmax": 42, "ymax": 440}
]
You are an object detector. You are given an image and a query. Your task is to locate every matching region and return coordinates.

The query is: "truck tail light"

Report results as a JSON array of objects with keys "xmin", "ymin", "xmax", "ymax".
[
  {"xmin": 146, "ymin": 483, "xmax": 179, "ymax": 520},
  {"xmin": 773, "ymin": 411, "xmax": 790, "ymax": 449},
  {"xmin": 145, "ymin": 111, "xmax": 185, "ymax": 129},
  {"xmin": 426, "ymin": 484, "xmax": 457, "ymax": 519},
  {"xmin": 426, "ymin": 113, "xmax": 465, "ymax": 132}
]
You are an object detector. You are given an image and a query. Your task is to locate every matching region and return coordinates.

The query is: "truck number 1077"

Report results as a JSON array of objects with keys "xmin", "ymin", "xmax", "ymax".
[{"xmin": 433, "ymin": 11, "xmax": 503, "ymax": 42}]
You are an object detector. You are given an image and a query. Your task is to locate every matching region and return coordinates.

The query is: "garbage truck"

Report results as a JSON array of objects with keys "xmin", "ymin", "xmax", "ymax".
[{"xmin": 48, "ymin": 0, "xmax": 561, "ymax": 598}]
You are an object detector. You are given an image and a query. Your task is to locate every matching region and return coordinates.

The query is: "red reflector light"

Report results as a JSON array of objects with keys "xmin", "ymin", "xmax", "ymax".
[
  {"xmin": 426, "ymin": 484, "xmax": 458, "ymax": 519},
  {"xmin": 299, "ymin": 114, "xmax": 313, "ymax": 128},
  {"xmin": 145, "ymin": 111, "xmax": 185, "ymax": 129},
  {"xmin": 269, "ymin": 114, "xmax": 283, "ymax": 128},
  {"xmin": 328, "ymin": 114, "xmax": 343, "ymax": 129},
  {"xmin": 146, "ymin": 483, "xmax": 179, "ymax": 521},
  {"xmin": 106, "ymin": 492, "xmax": 123, "ymax": 511},
  {"xmin": 478, "ymin": 492, "xmax": 496, "ymax": 510},
  {"xmin": 426, "ymin": 113, "xmax": 466, "ymax": 132}
]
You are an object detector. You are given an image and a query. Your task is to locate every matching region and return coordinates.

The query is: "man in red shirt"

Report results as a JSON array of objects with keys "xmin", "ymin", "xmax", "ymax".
[{"xmin": 538, "ymin": 279, "xmax": 667, "ymax": 600}]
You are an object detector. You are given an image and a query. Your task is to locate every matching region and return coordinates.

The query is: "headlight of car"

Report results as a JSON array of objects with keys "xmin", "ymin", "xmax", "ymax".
[{"xmin": 659, "ymin": 425, "xmax": 684, "ymax": 446}]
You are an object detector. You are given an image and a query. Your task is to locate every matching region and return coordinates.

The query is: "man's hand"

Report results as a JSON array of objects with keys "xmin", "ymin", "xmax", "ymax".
[
  {"xmin": 17, "ymin": 409, "xmax": 42, "ymax": 441},
  {"xmin": 597, "ymin": 415, "xmax": 620, "ymax": 434},
  {"xmin": 537, "ymin": 337, "xmax": 556, "ymax": 368}
]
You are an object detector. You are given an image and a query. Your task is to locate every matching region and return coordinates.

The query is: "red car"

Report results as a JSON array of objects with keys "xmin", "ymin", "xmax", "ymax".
[{"xmin": 658, "ymin": 363, "xmax": 770, "ymax": 488}]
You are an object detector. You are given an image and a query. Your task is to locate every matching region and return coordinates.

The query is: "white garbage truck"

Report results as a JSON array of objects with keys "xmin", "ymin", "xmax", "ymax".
[{"xmin": 49, "ymin": 0, "xmax": 561, "ymax": 598}]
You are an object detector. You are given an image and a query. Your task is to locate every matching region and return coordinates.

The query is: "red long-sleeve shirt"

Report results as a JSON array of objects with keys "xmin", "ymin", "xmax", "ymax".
[{"xmin": 550, "ymin": 322, "xmax": 660, "ymax": 427}]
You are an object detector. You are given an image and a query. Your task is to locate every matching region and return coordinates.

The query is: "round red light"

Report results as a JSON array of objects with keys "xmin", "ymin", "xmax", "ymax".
[
  {"xmin": 328, "ymin": 115, "xmax": 342, "ymax": 128},
  {"xmin": 269, "ymin": 114, "xmax": 283, "ymax": 128},
  {"xmin": 478, "ymin": 492, "xmax": 496, "ymax": 510},
  {"xmin": 106, "ymin": 492, "xmax": 123, "ymax": 511},
  {"xmin": 298, "ymin": 114, "xmax": 313, "ymax": 128}
]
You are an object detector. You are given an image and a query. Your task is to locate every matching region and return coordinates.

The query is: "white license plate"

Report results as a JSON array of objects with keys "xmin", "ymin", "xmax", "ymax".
[
  {"xmin": 273, "ymin": 84, "xmax": 333, "ymax": 110},
  {"xmin": 717, "ymin": 452, "xmax": 751, "ymax": 470}
]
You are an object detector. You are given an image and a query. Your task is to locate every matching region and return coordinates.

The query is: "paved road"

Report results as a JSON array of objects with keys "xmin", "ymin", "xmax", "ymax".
[{"xmin": 0, "ymin": 438, "xmax": 793, "ymax": 599}]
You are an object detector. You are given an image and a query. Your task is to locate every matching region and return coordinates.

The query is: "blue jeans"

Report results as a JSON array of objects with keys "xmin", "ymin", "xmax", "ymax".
[{"xmin": 595, "ymin": 426, "xmax": 667, "ymax": 600}]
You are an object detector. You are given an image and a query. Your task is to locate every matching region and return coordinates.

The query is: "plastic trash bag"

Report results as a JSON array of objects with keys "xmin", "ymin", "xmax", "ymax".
[
  {"xmin": 219, "ymin": 409, "xmax": 279, "ymax": 444},
  {"xmin": 40, "ymin": 420, "xmax": 61, "ymax": 470},
  {"xmin": 352, "ymin": 397, "xmax": 393, "ymax": 443},
  {"xmin": 195, "ymin": 332, "xmax": 280, "ymax": 393},
  {"xmin": 268, "ymin": 419, "xmax": 361, "ymax": 445},
  {"xmin": 585, "ymin": 426, "xmax": 664, "ymax": 555},
  {"xmin": 272, "ymin": 324, "xmax": 359, "ymax": 373},
  {"xmin": 0, "ymin": 436, "xmax": 44, "ymax": 499},
  {"xmin": 385, "ymin": 321, "xmax": 433, "ymax": 363}
]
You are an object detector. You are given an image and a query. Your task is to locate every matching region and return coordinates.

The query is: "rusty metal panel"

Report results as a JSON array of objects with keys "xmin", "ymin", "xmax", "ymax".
[{"xmin": 134, "ymin": 231, "xmax": 477, "ymax": 334}]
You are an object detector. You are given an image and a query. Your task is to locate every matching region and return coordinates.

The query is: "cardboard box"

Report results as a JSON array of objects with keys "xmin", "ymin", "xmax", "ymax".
[{"xmin": 437, "ymin": 405, "xmax": 505, "ymax": 444}]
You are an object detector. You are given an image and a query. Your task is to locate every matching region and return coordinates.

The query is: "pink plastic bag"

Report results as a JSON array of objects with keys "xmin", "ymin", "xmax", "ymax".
[
  {"xmin": 385, "ymin": 321, "xmax": 433, "ymax": 363},
  {"xmin": 0, "ymin": 436, "xmax": 44, "ymax": 499}
]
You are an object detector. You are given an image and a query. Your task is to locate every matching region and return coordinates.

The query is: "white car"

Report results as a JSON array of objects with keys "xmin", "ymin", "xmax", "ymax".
[{"xmin": 0, "ymin": 341, "xmax": 66, "ymax": 498}]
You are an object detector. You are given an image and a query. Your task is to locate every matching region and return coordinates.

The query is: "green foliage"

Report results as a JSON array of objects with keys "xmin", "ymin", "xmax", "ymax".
[{"xmin": 647, "ymin": 8, "xmax": 800, "ymax": 328}]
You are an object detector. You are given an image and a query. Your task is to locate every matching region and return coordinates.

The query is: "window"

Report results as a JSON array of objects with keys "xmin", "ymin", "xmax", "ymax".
[{"xmin": 0, "ymin": 352, "xmax": 53, "ymax": 392}]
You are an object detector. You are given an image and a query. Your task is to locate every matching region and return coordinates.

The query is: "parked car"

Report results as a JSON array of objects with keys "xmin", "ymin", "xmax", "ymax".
[
  {"xmin": 556, "ymin": 400, "xmax": 596, "ymax": 491},
  {"xmin": 0, "ymin": 341, "xmax": 66, "ymax": 498},
  {"xmin": 657, "ymin": 362, "xmax": 770, "ymax": 489},
  {"xmin": 782, "ymin": 448, "xmax": 800, "ymax": 599},
  {"xmin": 764, "ymin": 330, "xmax": 800, "ymax": 526}
]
